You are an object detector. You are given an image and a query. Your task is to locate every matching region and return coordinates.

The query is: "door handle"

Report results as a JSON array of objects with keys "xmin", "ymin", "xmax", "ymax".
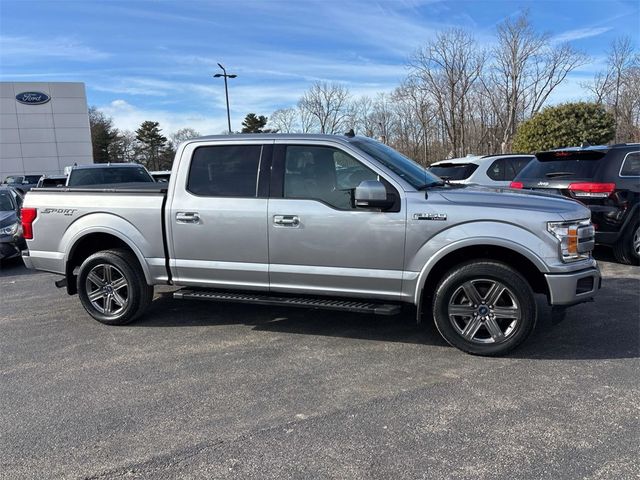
[
  {"xmin": 273, "ymin": 215, "xmax": 300, "ymax": 227},
  {"xmin": 176, "ymin": 212, "xmax": 201, "ymax": 223}
]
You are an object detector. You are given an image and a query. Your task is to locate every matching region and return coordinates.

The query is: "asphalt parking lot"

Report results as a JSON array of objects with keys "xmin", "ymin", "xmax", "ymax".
[{"xmin": 1, "ymin": 250, "xmax": 638, "ymax": 480}]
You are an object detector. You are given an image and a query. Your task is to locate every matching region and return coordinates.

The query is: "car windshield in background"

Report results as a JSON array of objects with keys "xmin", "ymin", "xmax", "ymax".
[
  {"xmin": 517, "ymin": 151, "xmax": 604, "ymax": 180},
  {"xmin": 428, "ymin": 163, "xmax": 479, "ymax": 180},
  {"xmin": 350, "ymin": 137, "xmax": 440, "ymax": 189},
  {"xmin": 68, "ymin": 167, "xmax": 154, "ymax": 186},
  {"xmin": 3, "ymin": 176, "xmax": 23, "ymax": 185},
  {"xmin": 24, "ymin": 175, "xmax": 42, "ymax": 184},
  {"xmin": 0, "ymin": 191, "xmax": 15, "ymax": 211}
]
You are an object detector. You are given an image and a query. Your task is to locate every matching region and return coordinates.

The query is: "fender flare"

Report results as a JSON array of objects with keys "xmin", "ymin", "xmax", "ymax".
[
  {"xmin": 62, "ymin": 215, "xmax": 153, "ymax": 285},
  {"xmin": 413, "ymin": 236, "xmax": 549, "ymax": 320}
]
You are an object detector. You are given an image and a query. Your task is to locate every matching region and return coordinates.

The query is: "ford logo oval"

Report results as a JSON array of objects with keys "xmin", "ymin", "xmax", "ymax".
[{"xmin": 15, "ymin": 91, "xmax": 51, "ymax": 105}]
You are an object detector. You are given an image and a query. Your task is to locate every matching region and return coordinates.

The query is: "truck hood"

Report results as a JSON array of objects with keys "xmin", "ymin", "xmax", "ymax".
[{"xmin": 438, "ymin": 186, "xmax": 590, "ymax": 221}]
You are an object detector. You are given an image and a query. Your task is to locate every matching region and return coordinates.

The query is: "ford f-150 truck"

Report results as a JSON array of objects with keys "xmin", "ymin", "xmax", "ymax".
[{"xmin": 21, "ymin": 134, "xmax": 601, "ymax": 356}]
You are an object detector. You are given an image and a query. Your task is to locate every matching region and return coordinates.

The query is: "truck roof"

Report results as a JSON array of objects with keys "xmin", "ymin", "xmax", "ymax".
[
  {"xmin": 69, "ymin": 163, "xmax": 147, "ymax": 170},
  {"xmin": 185, "ymin": 133, "xmax": 359, "ymax": 145}
]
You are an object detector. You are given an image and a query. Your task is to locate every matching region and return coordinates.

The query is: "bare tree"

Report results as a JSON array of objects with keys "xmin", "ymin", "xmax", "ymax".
[
  {"xmin": 268, "ymin": 107, "xmax": 298, "ymax": 133},
  {"xmin": 410, "ymin": 28, "xmax": 485, "ymax": 157},
  {"xmin": 298, "ymin": 82, "xmax": 351, "ymax": 134},
  {"xmin": 109, "ymin": 130, "xmax": 137, "ymax": 163},
  {"xmin": 483, "ymin": 12, "xmax": 587, "ymax": 153},
  {"xmin": 349, "ymin": 96, "xmax": 376, "ymax": 136},
  {"xmin": 170, "ymin": 127, "xmax": 201, "ymax": 147},
  {"xmin": 586, "ymin": 37, "xmax": 639, "ymax": 141}
]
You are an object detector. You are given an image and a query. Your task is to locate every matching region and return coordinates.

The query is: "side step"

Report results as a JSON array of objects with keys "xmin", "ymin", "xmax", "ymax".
[{"xmin": 173, "ymin": 289, "xmax": 402, "ymax": 316}]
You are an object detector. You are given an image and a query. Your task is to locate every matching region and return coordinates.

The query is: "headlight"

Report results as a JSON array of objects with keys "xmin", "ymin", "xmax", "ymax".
[
  {"xmin": 0, "ymin": 222, "xmax": 19, "ymax": 236},
  {"xmin": 547, "ymin": 219, "xmax": 595, "ymax": 262}
]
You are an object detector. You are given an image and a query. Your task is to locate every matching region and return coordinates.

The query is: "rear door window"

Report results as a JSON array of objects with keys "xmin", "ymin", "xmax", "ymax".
[
  {"xmin": 487, "ymin": 159, "xmax": 506, "ymax": 181},
  {"xmin": 428, "ymin": 163, "xmax": 478, "ymax": 180},
  {"xmin": 187, "ymin": 145, "xmax": 262, "ymax": 197},
  {"xmin": 507, "ymin": 157, "xmax": 533, "ymax": 179},
  {"xmin": 620, "ymin": 152, "xmax": 640, "ymax": 177}
]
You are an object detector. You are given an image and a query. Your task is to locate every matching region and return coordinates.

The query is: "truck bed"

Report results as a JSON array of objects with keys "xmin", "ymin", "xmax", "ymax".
[{"xmin": 23, "ymin": 186, "xmax": 169, "ymax": 281}]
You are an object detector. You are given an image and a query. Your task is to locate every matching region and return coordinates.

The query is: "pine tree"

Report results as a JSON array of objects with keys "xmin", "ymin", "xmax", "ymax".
[
  {"xmin": 135, "ymin": 121, "xmax": 168, "ymax": 171},
  {"xmin": 241, "ymin": 113, "xmax": 268, "ymax": 133}
]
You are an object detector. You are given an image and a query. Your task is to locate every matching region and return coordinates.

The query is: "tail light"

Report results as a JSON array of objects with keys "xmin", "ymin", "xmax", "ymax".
[
  {"xmin": 509, "ymin": 181, "xmax": 524, "ymax": 189},
  {"xmin": 21, "ymin": 207, "xmax": 37, "ymax": 239},
  {"xmin": 568, "ymin": 182, "xmax": 615, "ymax": 198}
]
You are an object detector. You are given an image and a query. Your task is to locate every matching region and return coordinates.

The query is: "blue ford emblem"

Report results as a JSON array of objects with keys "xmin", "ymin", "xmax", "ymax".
[{"xmin": 15, "ymin": 92, "xmax": 51, "ymax": 105}]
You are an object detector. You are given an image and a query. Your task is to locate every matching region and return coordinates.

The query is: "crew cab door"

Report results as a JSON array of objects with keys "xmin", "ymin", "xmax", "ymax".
[
  {"xmin": 267, "ymin": 141, "xmax": 406, "ymax": 300},
  {"xmin": 168, "ymin": 140, "xmax": 272, "ymax": 290}
]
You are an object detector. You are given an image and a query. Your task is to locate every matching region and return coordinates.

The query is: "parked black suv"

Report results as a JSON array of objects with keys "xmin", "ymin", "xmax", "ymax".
[{"xmin": 511, "ymin": 144, "xmax": 640, "ymax": 264}]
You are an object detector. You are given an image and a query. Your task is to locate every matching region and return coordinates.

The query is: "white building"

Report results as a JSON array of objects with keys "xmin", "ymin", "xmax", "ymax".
[{"xmin": 0, "ymin": 82, "xmax": 93, "ymax": 180}]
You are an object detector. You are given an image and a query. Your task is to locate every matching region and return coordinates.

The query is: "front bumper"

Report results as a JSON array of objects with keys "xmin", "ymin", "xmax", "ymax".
[{"xmin": 545, "ymin": 266, "xmax": 601, "ymax": 306}]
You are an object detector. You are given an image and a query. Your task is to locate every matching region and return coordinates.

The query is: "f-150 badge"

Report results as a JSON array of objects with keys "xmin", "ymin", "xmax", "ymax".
[{"xmin": 413, "ymin": 213, "xmax": 447, "ymax": 221}]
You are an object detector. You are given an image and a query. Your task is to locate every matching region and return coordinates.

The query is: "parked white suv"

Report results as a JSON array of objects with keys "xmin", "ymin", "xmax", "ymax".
[{"xmin": 428, "ymin": 154, "xmax": 534, "ymax": 187}]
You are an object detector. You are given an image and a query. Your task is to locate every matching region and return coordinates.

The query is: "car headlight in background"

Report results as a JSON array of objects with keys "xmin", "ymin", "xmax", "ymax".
[
  {"xmin": 0, "ymin": 222, "xmax": 20, "ymax": 236},
  {"xmin": 547, "ymin": 219, "xmax": 595, "ymax": 262}
]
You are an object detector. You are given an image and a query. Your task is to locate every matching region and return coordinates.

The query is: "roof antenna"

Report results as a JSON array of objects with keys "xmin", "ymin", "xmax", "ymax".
[
  {"xmin": 344, "ymin": 128, "xmax": 355, "ymax": 138},
  {"xmin": 580, "ymin": 141, "xmax": 591, "ymax": 149}
]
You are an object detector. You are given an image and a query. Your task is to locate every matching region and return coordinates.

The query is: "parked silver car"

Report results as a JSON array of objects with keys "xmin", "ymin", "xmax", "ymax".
[{"xmin": 428, "ymin": 154, "xmax": 534, "ymax": 187}]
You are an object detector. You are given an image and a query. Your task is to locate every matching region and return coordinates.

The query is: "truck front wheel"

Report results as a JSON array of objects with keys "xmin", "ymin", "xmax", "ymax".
[
  {"xmin": 77, "ymin": 249, "xmax": 153, "ymax": 325},
  {"xmin": 432, "ymin": 260, "xmax": 537, "ymax": 356}
]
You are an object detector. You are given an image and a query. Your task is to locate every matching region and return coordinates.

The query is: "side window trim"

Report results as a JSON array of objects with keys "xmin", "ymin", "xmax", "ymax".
[{"xmin": 619, "ymin": 151, "xmax": 640, "ymax": 178}]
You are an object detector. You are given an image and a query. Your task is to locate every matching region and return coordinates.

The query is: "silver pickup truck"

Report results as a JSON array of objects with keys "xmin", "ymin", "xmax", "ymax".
[{"xmin": 22, "ymin": 134, "xmax": 601, "ymax": 356}]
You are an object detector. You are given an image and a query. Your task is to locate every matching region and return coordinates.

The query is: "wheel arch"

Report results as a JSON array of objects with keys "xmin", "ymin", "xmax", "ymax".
[
  {"xmin": 415, "ymin": 241, "xmax": 549, "ymax": 323},
  {"xmin": 64, "ymin": 228, "xmax": 151, "ymax": 294}
]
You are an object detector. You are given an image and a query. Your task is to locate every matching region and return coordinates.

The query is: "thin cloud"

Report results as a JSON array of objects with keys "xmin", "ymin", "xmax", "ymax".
[
  {"xmin": 553, "ymin": 26, "xmax": 612, "ymax": 43},
  {"xmin": 0, "ymin": 35, "xmax": 109, "ymax": 61},
  {"xmin": 100, "ymin": 99, "xmax": 227, "ymax": 135}
]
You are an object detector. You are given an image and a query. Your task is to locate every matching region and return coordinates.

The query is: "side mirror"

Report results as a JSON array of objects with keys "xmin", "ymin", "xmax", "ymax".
[{"xmin": 354, "ymin": 180, "xmax": 394, "ymax": 210}]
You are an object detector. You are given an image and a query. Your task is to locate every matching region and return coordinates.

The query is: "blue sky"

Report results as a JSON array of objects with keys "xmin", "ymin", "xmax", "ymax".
[{"xmin": 1, "ymin": 0, "xmax": 638, "ymax": 135}]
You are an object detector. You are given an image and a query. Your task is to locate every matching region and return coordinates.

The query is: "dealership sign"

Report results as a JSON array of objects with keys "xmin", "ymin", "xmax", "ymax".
[{"xmin": 15, "ymin": 92, "xmax": 51, "ymax": 105}]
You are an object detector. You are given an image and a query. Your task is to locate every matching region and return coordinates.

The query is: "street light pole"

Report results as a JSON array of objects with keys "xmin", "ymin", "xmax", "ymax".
[{"xmin": 213, "ymin": 63, "xmax": 237, "ymax": 134}]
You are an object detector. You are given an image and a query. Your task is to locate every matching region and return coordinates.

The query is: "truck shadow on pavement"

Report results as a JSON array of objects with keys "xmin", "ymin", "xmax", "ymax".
[{"xmin": 137, "ymin": 275, "xmax": 639, "ymax": 361}]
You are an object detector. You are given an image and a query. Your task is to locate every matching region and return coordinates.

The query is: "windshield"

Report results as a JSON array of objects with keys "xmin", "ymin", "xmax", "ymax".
[
  {"xmin": 24, "ymin": 175, "xmax": 42, "ymax": 184},
  {"xmin": 350, "ymin": 137, "xmax": 440, "ymax": 189},
  {"xmin": 3, "ymin": 176, "xmax": 23, "ymax": 185},
  {"xmin": 0, "ymin": 191, "xmax": 15, "ymax": 211},
  {"xmin": 68, "ymin": 166, "xmax": 154, "ymax": 186},
  {"xmin": 428, "ymin": 163, "xmax": 479, "ymax": 181}
]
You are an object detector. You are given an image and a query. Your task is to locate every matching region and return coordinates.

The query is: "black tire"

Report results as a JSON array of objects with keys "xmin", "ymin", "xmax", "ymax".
[
  {"xmin": 613, "ymin": 222, "xmax": 640, "ymax": 266},
  {"xmin": 77, "ymin": 248, "xmax": 153, "ymax": 325},
  {"xmin": 432, "ymin": 260, "xmax": 537, "ymax": 356}
]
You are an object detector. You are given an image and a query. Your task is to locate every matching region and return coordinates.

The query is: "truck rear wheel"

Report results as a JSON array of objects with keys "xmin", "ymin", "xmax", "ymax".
[
  {"xmin": 432, "ymin": 260, "xmax": 537, "ymax": 356},
  {"xmin": 77, "ymin": 249, "xmax": 153, "ymax": 325}
]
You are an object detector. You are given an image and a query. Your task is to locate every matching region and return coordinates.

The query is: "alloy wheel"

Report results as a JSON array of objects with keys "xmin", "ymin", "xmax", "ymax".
[
  {"xmin": 85, "ymin": 264, "xmax": 129, "ymax": 317},
  {"xmin": 448, "ymin": 278, "xmax": 520, "ymax": 344}
]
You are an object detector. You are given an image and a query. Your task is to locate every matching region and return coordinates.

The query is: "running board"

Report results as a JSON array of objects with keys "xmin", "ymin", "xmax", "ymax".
[{"xmin": 173, "ymin": 289, "xmax": 402, "ymax": 316}]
